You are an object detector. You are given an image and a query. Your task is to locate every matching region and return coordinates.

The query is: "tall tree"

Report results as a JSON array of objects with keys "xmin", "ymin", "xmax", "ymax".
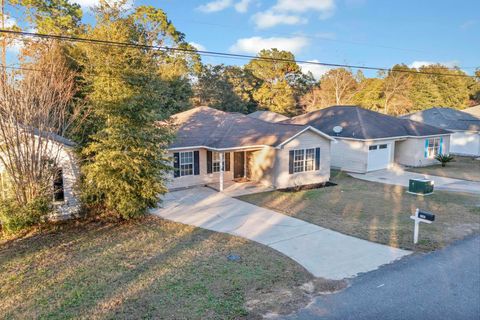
[
  {"xmin": 300, "ymin": 68, "xmax": 360, "ymax": 112},
  {"xmin": 80, "ymin": 2, "xmax": 197, "ymax": 219},
  {"xmin": 379, "ymin": 64, "xmax": 413, "ymax": 115},
  {"xmin": 0, "ymin": 45, "xmax": 80, "ymax": 230},
  {"xmin": 353, "ymin": 77, "xmax": 384, "ymax": 112},
  {"xmin": 420, "ymin": 64, "xmax": 471, "ymax": 109},
  {"xmin": 10, "ymin": 0, "xmax": 83, "ymax": 34},
  {"xmin": 246, "ymin": 49, "xmax": 307, "ymax": 115},
  {"xmin": 193, "ymin": 64, "xmax": 258, "ymax": 113}
]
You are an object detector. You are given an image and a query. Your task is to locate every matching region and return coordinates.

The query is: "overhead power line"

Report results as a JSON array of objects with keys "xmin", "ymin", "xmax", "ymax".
[{"xmin": 0, "ymin": 29, "xmax": 477, "ymax": 79}]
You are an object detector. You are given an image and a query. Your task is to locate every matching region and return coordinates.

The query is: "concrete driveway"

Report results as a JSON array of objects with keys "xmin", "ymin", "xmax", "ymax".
[
  {"xmin": 350, "ymin": 168, "xmax": 480, "ymax": 195},
  {"xmin": 152, "ymin": 187, "xmax": 410, "ymax": 280}
]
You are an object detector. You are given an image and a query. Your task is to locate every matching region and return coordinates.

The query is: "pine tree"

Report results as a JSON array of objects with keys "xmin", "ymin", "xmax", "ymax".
[{"xmin": 80, "ymin": 3, "xmax": 197, "ymax": 218}]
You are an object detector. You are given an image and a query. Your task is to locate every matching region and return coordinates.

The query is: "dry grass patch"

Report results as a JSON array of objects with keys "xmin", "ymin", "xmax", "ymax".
[
  {"xmin": 238, "ymin": 171, "xmax": 480, "ymax": 252},
  {"xmin": 0, "ymin": 216, "xmax": 346, "ymax": 319},
  {"xmin": 406, "ymin": 156, "xmax": 480, "ymax": 181}
]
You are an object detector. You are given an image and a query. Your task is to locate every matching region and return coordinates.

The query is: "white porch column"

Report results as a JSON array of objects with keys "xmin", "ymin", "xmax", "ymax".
[{"xmin": 219, "ymin": 152, "xmax": 224, "ymax": 192}]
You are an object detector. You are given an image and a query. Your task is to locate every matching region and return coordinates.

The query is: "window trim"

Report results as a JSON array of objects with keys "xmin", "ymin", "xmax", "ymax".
[
  {"xmin": 292, "ymin": 148, "xmax": 316, "ymax": 173},
  {"xmin": 179, "ymin": 151, "xmax": 194, "ymax": 176},
  {"xmin": 426, "ymin": 138, "xmax": 441, "ymax": 159}
]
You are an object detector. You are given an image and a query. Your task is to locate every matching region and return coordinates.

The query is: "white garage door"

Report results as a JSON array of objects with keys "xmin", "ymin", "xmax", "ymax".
[
  {"xmin": 367, "ymin": 143, "xmax": 391, "ymax": 171},
  {"xmin": 450, "ymin": 132, "xmax": 480, "ymax": 156}
]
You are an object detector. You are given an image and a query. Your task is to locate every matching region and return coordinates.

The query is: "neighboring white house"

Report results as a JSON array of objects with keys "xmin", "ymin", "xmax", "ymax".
[
  {"xmin": 401, "ymin": 107, "xmax": 480, "ymax": 157},
  {"xmin": 0, "ymin": 132, "xmax": 80, "ymax": 218},
  {"xmin": 284, "ymin": 106, "xmax": 451, "ymax": 173},
  {"xmin": 167, "ymin": 106, "xmax": 334, "ymax": 190}
]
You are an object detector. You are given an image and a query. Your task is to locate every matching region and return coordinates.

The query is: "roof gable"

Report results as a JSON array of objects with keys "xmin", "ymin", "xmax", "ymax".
[
  {"xmin": 169, "ymin": 107, "xmax": 332, "ymax": 150},
  {"xmin": 286, "ymin": 105, "xmax": 451, "ymax": 140}
]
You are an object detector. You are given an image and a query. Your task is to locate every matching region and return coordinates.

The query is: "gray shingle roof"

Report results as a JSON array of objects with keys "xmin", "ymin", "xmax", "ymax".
[
  {"xmin": 285, "ymin": 105, "xmax": 451, "ymax": 140},
  {"xmin": 248, "ymin": 110, "xmax": 290, "ymax": 123},
  {"xmin": 400, "ymin": 107, "xmax": 480, "ymax": 132},
  {"xmin": 169, "ymin": 107, "xmax": 321, "ymax": 150}
]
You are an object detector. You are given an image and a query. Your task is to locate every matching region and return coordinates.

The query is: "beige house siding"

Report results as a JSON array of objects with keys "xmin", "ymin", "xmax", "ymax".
[
  {"xmin": 167, "ymin": 130, "xmax": 332, "ymax": 190},
  {"xmin": 166, "ymin": 148, "xmax": 234, "ymax": 189},
  {"xmin": 247, "ymin": 147, "xmax": 276, "ymax": 186},
  {"xmin": 330, "ymin": 139, "xmax": 368, "ymax": 173},
  {"xmin": 395, "ymin": 136, "xmax": 451, "ymax": 167},
  {"xmin": 273, "ymin": 131, "xmax": 331, "ymax": 188}
]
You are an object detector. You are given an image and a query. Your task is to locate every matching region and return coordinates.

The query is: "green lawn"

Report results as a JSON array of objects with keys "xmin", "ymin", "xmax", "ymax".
[
  {"xmin": 406, "ymin": 156, "xmax": 480, "ymax": 181},
  {"xmin": 0, "ymin": 216, "xmax": 345, "ymax": 319},
  {"xmin": 238, "ymin": 171, "xmax": 480, "ymax": 252}
]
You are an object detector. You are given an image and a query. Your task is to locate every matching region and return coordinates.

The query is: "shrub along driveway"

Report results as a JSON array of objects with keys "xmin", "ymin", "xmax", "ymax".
[
  {"xmin": 153, "ymin": 187, "xmax": 410, "ymax": 280},
  {"xmin": 239, "ymin": 171, "xmax": 480, "ymax": 252}
]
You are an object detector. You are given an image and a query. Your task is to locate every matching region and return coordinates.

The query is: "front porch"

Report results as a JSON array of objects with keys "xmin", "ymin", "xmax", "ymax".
[{"xmin": 211, "ymin": 147, "xmax": 271, "ymax": 194}]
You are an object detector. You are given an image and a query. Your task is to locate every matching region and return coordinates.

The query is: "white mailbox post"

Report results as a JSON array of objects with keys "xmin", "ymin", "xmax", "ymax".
[{"xmin": 410, "ymin": 208, "xmax": 435, "ymax": 244}]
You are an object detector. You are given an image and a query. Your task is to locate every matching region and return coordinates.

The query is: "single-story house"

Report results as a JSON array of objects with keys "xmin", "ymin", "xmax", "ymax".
[
  {"xmin": 247, "ymin": 110, "xmax": 290, "ymax": 123},
  {"xmin": 167, "ymin": 106, "xmax": 334, "ymax": 191},
  {"xmin": 284, "ymin": 105, "xmax": 451, "ymax": 173},
  {"xmin": 401, "ymin": 107, "xmax": 480, "ymax": 157},
  {"xmin": 462, "ymin": 105, "xmax": 480, "ymax": 118},
  {"xmin": 0, "ymin": 131, "xmax": 80, "ymax": 218}
]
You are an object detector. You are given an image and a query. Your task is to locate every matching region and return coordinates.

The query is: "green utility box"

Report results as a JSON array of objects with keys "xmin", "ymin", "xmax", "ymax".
[{"xmin": 408, "ymin": 178, "xmax": 434, "ymax": 195}]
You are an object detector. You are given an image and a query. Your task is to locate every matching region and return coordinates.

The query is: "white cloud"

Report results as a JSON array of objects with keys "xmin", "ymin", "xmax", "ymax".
[
  {"xmin": 197, "ymin": 0, "xmax": 233, "ymax": 13},
  {"xmin": 234, "ymin": 0, "xmax": 252, "ymax": 13},
  {"xmin": 273, "ymin": 0, "xmax": 335, "ymax": 14},
  {"xmin": 189, "ymin": 42, "xmax": 206, "ymax": 51},
  {"xmin": 254, "ymin": 0, "xmax": 336, "ymax": 29},
  {"xmin": 252, "ymin": 11, "xmax": 307, "ymax": 29},
  {"xmin": 300, "ymin": 60, "xmax": 331, "ymax": 80},
  {"xmin": 409, "ymin": 60, "xmax": 459, "ymax": 69},
  {"xmin": 229, "ymin": 36, "xmax": 309, "ymax": 55}
]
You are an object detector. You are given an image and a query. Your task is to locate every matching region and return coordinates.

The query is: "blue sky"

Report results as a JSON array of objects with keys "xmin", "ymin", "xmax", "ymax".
[{"xmin": 6, "ymin": 0, "xmax": 480, "ymax": 78}]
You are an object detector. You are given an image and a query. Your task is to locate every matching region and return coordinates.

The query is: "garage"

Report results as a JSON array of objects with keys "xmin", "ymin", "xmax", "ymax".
[
  {"xmin": 450, "ymin": 131, "xmax": 480, "ymax": 156},
  {"xmin": 367, "ymin": 143, "xmax": 391, "ymax": 171}
]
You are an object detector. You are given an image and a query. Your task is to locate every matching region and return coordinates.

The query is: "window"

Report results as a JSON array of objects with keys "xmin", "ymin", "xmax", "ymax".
[
  {"xmin": 305, "ymin": 149, "xmax": 315, "ymax": 171},
  {"xmin": 379, "ymin": 144, "xmax": 388, "ymax": 149},
  {"xmin": 369, "ymin": 145, "xmax": 378, "ymax": 150},
  {"xmin": 180, "ymin": 151, "xmax": 194, "ymax": 176},
  {"xmin": 293, "ymin": 148, "xmax": 315, "ymax": 173},
  {"xmin": 293, "ymin": 149, "xmax": 305, "ymax": 173},
  {"xmin": 427, "ymin": 138, "xmax": 441, "ymax": 158},
  {"xmin": 53, "ymin": 168, "xmax": 65, "ymax": 202},
  {"xmin": 212, "ymin": 152, "xmax": 225, "ymax": 173}
]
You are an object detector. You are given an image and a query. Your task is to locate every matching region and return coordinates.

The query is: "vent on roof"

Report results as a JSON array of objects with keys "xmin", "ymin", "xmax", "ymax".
[{"xmin": 333, "ymin": 126, "xmax": 343, "ymax": 135}]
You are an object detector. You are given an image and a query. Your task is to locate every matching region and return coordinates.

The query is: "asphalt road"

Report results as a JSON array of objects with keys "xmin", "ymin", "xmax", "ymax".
[{"xmin": 283, "ymin": 235, "xmax": 480, "ymax": 320}]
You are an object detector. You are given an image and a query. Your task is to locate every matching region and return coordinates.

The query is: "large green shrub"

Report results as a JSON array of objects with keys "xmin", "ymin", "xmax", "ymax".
[{"xmin": 0, "ymin": 196, "xmax": 52, "ymax": 234}]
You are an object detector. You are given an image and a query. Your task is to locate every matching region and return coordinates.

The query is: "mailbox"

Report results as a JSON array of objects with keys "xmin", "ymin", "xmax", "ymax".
[{"xmin": 417, "ymin": 210, "xmax": 435, "ymax": 222}]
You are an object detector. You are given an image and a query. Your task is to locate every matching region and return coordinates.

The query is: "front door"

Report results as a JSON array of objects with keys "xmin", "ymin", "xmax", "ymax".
[{"xmin": 233, "ymin": 152, "xmax": 245, "ymax": 179}]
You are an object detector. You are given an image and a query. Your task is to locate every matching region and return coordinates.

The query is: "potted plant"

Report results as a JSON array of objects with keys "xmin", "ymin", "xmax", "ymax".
[{"xmin": 435, "ymin": 154, "xmax": 454, "ymax": 167}]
